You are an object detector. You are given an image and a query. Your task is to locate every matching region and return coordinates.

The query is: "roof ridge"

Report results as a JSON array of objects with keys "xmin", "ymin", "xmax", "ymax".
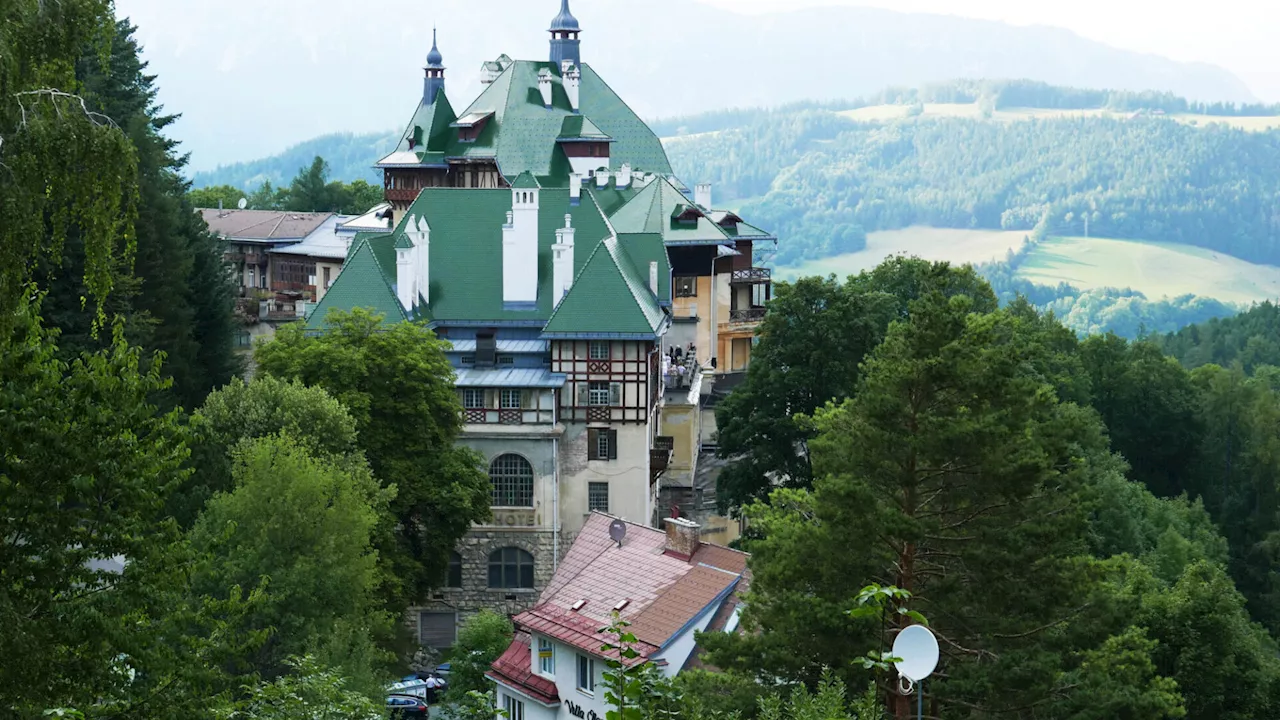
[{"xmin": 604, "ymin": 238, "xmax": 662, "ymax": 331}]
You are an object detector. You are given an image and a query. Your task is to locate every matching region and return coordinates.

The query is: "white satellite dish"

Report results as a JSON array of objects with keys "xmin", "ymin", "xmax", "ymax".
[
  {"xmin": 237, "ymin": 197, "xmax": 248, "ymax": 210},
  {"xmin": 891, "ymin": 624, "xmax": 939, "ymax": 682}
]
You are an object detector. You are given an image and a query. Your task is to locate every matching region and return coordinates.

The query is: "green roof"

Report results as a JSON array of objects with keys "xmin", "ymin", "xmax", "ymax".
[
  {"xmin": 558, "ymin": 115, "xmax": 611, "ymax": 141},
  {"xmin": 608, "ymin": 177, "xmax": 734, "ymax": 245},
  {"xmin": 306, "ymin": 238, "xmax": 407, "ymax": 330},
  {"xmin": 617, "ymin": 233, "xmax": 670, "ymax": 304},
  {"xmin": 378, "ymin": 93, "xmax": 458, "ymax": 167},
  {"xmin": 511, "ymin": 171, "xmax": 541, "ymax": 189},
  {"xmin": 542, "ymin": 236, "xmax": 665, "ymax": 338},
  {"xmin": 448, "ymin": 61, "xmax": 672, "ymax": 186},
  {"xmin": 393, "ymin": 186, "xmax": 614, "ymax": 324}
]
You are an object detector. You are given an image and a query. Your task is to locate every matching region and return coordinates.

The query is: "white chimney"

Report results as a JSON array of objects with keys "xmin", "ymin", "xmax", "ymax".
[
  {"xmin": 617, "ymin": 163, "xmax": 631, "ymax": 189},
  {"xmin": 596, "ymin": 171, "xmax": 609, "ymax": 189},
  {"xmin": 396, "ymin": 214, "xmax": 418, "ymax": 311},
  {"xmin": 695, "ymin": 183, "xmax": 712, "ymax": 210},
  {"xmin": 538, "ymin": 69, "xmax": 554, "ymax": 109},
  {"xmin": 563, "ymin": 63, "xmax": 581, "ymax": 112},
  {"xmin": 552, "ymin": 214, "xmax": 576, "ymax": 307},
  {"xmin": 503, "ymin": 188, "xmax": 540, "ymax": 304},
  {"xmin": 569, "ymin": 173, "xmax": 583, "ymax": 205},
  {"xmin": 414, "ymin": 215, "xmax": 431, "ymax": 304},
  {"xmin": 649, "ymin": 261, "xmax": 658, "ymax": 296}
]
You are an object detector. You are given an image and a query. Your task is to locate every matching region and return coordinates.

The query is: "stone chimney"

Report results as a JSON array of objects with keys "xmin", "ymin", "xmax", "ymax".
[
  {"xmin": 538, "ymin": 69, "xmax": 554, "ymax": 109},
  {"xmin": 663, "ymin": 517, "xmax": 701, "ymax": 560},
  {"xmin": 649, "ymin": 261, "xmax": 658, "ymax": 296},
  {"xmin": 552, "ymin": 214, "xmax": 576, "ymax": 307},
  {"xmin": 563, "ymin": 62, "xmax": 581, "ymax": 112},
  {"xmin": 695, "ymin": 183, "xmax": 712, "ymax": 210},
  {"xmin": 616, "ymin": 162, "xmax": 631, "ymax": 189}
]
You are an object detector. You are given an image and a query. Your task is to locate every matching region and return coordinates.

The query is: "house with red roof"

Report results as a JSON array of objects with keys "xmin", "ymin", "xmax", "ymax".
[{"xmin": 486, "ymin": 512, "xmax": 749, "ymax": 720}]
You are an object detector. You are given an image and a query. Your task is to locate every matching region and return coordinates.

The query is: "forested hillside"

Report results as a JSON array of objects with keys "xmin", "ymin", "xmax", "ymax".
[
  {"xmin": 665, "ymin": 109, "xmax": 1280, "ymax": 267},
  {"xmin": 1159, "ymin": 301, "xmax": 1280, "ymax": 370},
  {"xmin": 191, "ymin": 130, "xmax": 397, "ymax": 192}
]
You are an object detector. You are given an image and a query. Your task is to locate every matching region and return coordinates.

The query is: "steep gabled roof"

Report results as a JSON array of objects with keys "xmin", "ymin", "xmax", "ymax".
[
  {"xmin": 542, "ymin": 236, "xmax": 665, "ymax": 338},
  {"xmin": 377, "ymin": 93, "xmax": 458, "ymax": 168},
  {"xmin": 607, "ymin": 177, "xmax": 735, "ymax": 246},
  {"xmin": 557, "ymin": 115, "xmax": 611, "ymax": 141},
  {"xmin": 617, "ymin": 232, "xmax": 671, "ymax": 305},
  {"xmin": 305, "ymin": 237, "xmax": 407, "ymax": 330},
  {"xmin": 448, "ymin": 61, "xmax": 672, "ymax": 185}
]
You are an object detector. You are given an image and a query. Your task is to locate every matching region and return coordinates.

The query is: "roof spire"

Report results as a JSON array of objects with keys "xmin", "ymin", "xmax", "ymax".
[
  {"xmin": 549, "ymin": 0, "xmax": 581, "ymax": 67},
  {"xmin": 550, "ymin": 0, "xmax": 580, "ymax": 31},
  {"xmin": 426, "ymin": 25, "xmax": 444, "ymax": 69}
]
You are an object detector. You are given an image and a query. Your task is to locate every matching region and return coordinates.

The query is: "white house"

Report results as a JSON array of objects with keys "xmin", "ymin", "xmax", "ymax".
[{"xmin": 486, "ymin": 512, "xmax": 749, "ymax": 720}]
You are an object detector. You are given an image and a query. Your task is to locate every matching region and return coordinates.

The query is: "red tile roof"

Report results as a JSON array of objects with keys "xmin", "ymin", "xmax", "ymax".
[
  {"xmin": 486, "ymin": 633, "xmax": 560, "ymax": 705},
  {"xmin": 508, "ymin": 513, "xmax": 749, "ymax": 665}
]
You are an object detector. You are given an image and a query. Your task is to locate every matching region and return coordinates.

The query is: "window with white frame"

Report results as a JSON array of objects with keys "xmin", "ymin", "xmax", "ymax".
[
  {"xmin": 588, "ymin": 482, "xmax": 609, "ymax": 513},
  {"xmin": 538, "ymin": 637, "xmax": 555, "ymax": 677},
  {"xmin": 589, "ymin": 341, "xmax": 610, "ymax": 360},
  {"xmin": 500, "ymin": 389, "xmax": 523, "ymax": 409},
  {"xmin": 503, "ymin": 693, "xmax": 525, "ymax": 720},
  {"xmin": 588, "ymin": 381, "xmax": 610, "ymax": 406},
  {"xmin": 462, "ymin": 389, "xmax": 484, "ymax": 409},
  {"xmin": 576, "ymin": 654, "xmax": 595, "ymax": 694}
]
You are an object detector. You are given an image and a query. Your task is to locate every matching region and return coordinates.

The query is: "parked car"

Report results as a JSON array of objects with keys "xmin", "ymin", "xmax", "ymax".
[{"xmin": 386, "ymin": 693, "xmax": 429, "ymax": 719}]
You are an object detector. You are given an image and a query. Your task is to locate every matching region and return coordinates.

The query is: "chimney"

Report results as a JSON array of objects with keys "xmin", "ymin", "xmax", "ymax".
[
  {"xmin": 663, "ymin": 517, "xmax": 701, "ymax": 560},
  {"xmin": 538, "ymin": 69, "xmax": 554, "ymax": 109},
  {"xmin": 414, "ymin": 215, "xmax": 431, "ymax": 304},
  {"xmin": 502, "ymin": 186, "xmax": 540, "ymax": 304},
  {"xmin": 595, "ymin": 171, "xmax": 609, "ymax": 189},
  {"xmin": 563, "ymin": 62, "xmax": 581, "ymax": 112},
  {"xmin": 616, "ymin": 163, "xmax": 631, "ymax": 189},
  {"xmin": 695, "ymin": 183, "xmax": 712, "ymax": 210},
  {"xmin": 569, "ymin": 173, "xmax": 583, "ymax": 205},
  {"xmin": 396, "ymin": 218, "xmax": 417, "ymax": 312},
  {"xmin": 552, "ymin": 214, "xmax": 576, "ymax": 306},
  {"xmin": 649, "ymin": 261, "xmax": 658, "ymax": 296}
]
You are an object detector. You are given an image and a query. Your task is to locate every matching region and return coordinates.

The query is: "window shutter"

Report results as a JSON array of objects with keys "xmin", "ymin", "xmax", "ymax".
[
  {"xmin": 609, "ymin": 382, "xmax": 622, "ymax": 406},
  {"xmin": 587, "ymin": 429, "xmax": 600, "ymax": 460},
  {"xmin": 576, "ymin": 383, "xmax": 589, "ymax": 406},
  {"xmin": 608, "ymin": 429, "xmax": 618, "ymax": 460}
]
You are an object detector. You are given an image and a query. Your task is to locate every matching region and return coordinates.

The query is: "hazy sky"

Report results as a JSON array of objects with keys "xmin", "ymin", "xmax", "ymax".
[{"xmin": 701, "ymin": 0, "xmax": 1280, "ymax": 102}]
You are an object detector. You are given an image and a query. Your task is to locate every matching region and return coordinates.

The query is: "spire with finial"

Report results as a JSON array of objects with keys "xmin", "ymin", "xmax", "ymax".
[
  {"xmin": 548, "ymin": 0, "xmax": 581, "ymax": 68},
  {"xmin": 423, "ymin": 25, "xmax": 446, "ymax": 105}
]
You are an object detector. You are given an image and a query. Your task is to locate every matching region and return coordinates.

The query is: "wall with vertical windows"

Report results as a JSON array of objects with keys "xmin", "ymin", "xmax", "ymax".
[{"xmin": 558, "ymin": 420, "xmax": 652, "ymax": 538}]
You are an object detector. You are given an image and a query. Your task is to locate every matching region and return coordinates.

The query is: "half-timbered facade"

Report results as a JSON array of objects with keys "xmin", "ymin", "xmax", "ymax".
[{"xmin": 306, "ymin": 0, "xmax": 775, "ymax": 647}]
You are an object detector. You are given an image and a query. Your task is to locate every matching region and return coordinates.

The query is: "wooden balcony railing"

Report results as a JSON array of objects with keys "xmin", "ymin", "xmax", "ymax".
[
  {"xmin": 730, "ymin": 267, "xmax": 771, "ymax": 284},
  {"xmin": 462, "ymin": 408, "xmax": 555, "ymax": 425},
  {"xmin": 384, "ymin": 188, "xmax": 420, "ymax": 204}
]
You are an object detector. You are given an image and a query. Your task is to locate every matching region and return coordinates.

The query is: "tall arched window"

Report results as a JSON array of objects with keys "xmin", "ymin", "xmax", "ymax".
[
  {"xmin": 490, "ymin": 454, "xmax": 534, "ymax": 507},
  {"xmin": 488, "ymin": 547, "xmax": 534, "ymax": 588}
]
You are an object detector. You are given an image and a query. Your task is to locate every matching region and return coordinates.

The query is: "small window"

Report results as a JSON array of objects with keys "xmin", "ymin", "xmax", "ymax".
[
  {"xmin": 588, "ymin": 482, "xmax": 609, "ymax": 513},
  {"xmin": 589, "ymin": 341, "xmax": 609, "ymax": 360},
  {"xmin": 538, "ymin": 637, "xmax": 555, "ymax": 677},
  {"xmin": 588, "ymin": 381, "xmax": 610, "ymax": 406},
  {"xmin": 462, "ymin": 389, "xmax": 484, "ymax": 409},
  {"xmin": 503, "ymin": 694, "xmax": 525, "ymax": 720},
  {"xmin": 588, "ymin": 429, "xmax": 618, "ymax": 461},
  {"xmin": 500, "ymin": 389, "xmax": 523, "ymax": 409},
  {"xmin": 498, "ymin": 355, "xmax": 516, "ymax": 366},
  {"xmin": 322, "ymin": 266, "xmax": 332, "ymax": 288},
  {"xmin": 488, "ymin": 547, "xmax": 535, "ymax": 589},
  {"xmin": 460, "ymin": 355, "xmax": 476, "ymax": 366},
  {"xmin": 447, "ymin": 551, "xmax": 462, "ymax": 588},
  {"xmin": 577, "ymin": 654, "xmax": 595, "ymax": 694},
  {"xmin": 674, "ymin": 276, "xmax": 697, "ymax": 298}
]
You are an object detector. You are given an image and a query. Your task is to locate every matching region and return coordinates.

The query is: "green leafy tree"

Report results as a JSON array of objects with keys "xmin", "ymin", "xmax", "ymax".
[
  {"xmin": 189, "ymin": 184, "xmax": 247, "ymax": 209},
  {"xmin": 444, "ymin": 610, "xmax": 515, "ymax": 700},
  {"xmin": 217, "ymin": 656, "xmax": 383, "ymax": 720},
  {"xmin": 190, "ymin": 434, "xmax": 395, "ymax": 692},
  {"xmin": 248, "ymin": 181, "xmax": 288, "ymax": 211},
  {"xmin": 174, "ymin": 376, "xmax": 364, "ymax": 525},
  {"xmin": 715, "ymin": 258, "xmax": 995, "ymax": 510},
  {"xmin": 0, "ymin": 296, "xmax": 261, "ymax": 718},
  {"xmin": 254, "ymin": 308, "xmax": 491, "ymax": 603}
]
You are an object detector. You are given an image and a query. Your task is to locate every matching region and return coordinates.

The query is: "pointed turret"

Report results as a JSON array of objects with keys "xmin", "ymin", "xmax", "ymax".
[
  {"xmin": 423, "ymin": 27, "xmax": 445, "ymax": 105},
  {"xmin": 549, "ymin": 0, "xmax": 581, "ymax": 69}
]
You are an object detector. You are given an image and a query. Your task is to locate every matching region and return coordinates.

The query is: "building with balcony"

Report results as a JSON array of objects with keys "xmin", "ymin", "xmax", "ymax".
[{"xmin": 305, "ymin": 0, "xmax": 775, "ymax": 649}]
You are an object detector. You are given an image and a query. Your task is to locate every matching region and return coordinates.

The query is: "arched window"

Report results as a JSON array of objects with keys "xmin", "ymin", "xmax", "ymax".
[
  {"xmin": 488, "ymin": 547, "xmax": 534, "ymax": 588},
  {"xmin": 447, "ymin": 551, "xmax": 463, "ymax": 588},
  {"xmin": 490, "ymin": 454, "xmax": 534, "ymax": 507}
]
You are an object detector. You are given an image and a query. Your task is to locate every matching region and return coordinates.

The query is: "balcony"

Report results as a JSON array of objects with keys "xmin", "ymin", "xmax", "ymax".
[
  {"xmin": 727, "ymin": 307, "xmax": 767, "ymax": 325},
  {"xmin": 463, "ymin": 408, "xmax": 555, "ymax": 425},
  {"xmin": 384, "ymin": 187, "xmax": 419, "ymax": 204},
  {"xmin": 730, "ymin": 267, "xmax": 771, "ymax": 284},
  {"xmin": 242, "ymin": 252, "xmax": 266, "ymax": 266},
  {"xmin": 651, "ymin": 436, "xmax": 674, "ymax": 484}
]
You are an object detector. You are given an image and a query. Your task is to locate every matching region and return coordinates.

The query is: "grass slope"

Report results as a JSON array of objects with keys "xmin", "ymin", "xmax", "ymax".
[
  {"xmin": 776, "ymin": 227, "xmax": 1027, "ymax": 280},
  {"xmin": 1018, "ymin": 236, "xmax": 1280, "ymax": 305},
  {"xmin": 838, "ymin": 103, "xmax": 1280, "ymax": 131}
]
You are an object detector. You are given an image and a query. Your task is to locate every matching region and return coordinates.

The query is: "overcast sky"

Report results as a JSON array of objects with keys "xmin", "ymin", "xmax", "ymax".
[{"xmin": 702, "ymin": 0, "xmax": 1280, "ymax": 101}]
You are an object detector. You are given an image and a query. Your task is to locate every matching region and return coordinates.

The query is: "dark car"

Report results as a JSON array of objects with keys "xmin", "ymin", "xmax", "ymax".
[{"xmin": 387, "ymin": 693, "xmax": 429, "ymax": 719}]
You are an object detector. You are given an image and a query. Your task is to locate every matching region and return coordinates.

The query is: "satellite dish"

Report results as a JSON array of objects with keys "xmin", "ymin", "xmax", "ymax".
[
  {"xmin": 237, "ymin": 197, "xmax": 248, "ymax": 210},
  {"xmin": 608, "ymin": 519, "xmax": 627, "ymax": 547},
  {"xmin": 891, "ymin": 625, "xmax": 939, "ymax": 682}
]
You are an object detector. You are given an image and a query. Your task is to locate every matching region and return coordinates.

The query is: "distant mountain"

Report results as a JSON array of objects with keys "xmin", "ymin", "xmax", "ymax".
[
  {"xmin": 124, "ymin": 0, "xmax": 1256, "ymax": 172},
  {"xmin": 190, "ymin": 131, "xmax": 398, "ymax": 192}
]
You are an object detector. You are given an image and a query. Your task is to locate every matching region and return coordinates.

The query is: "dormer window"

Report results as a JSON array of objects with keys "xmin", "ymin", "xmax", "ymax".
[
  {"xmin": 452, "ymin": 111, "xmax": 494, "ymax": 143},
  {"xmin": 476, "ymin": 331, "xmax": 497, "ymax": 366}
]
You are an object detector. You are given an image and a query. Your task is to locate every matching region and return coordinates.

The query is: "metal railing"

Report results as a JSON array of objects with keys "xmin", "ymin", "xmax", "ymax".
[
  {"xmin": 728, "ymin": 307, "xmax": 767, "ymax": 324},
  {"xmin": 730, "ymin": 267, "xmax": 771, "ymax": 283}
]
